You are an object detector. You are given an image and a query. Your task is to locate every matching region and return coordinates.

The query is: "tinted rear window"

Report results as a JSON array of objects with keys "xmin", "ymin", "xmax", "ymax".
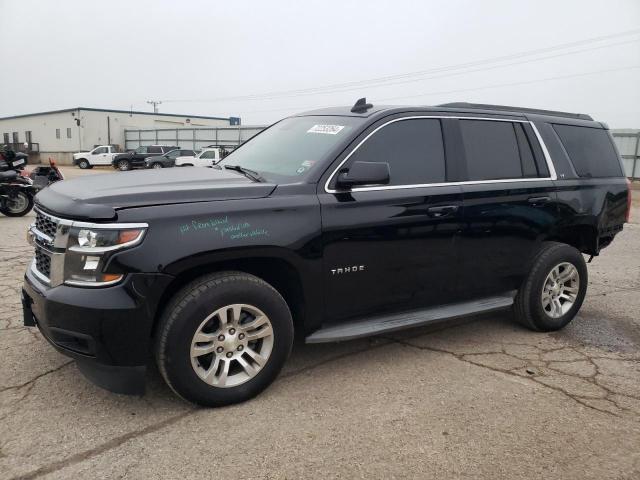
[
  {"xmin": 553, "ymin": 124, "xmax": 622, "ymax": 178},
  {"xmin": 460, "ymin": 120, "xmax": 527, "ymax": 180}
]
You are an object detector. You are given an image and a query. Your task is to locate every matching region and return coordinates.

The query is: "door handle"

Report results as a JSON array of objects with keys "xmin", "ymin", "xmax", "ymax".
[
  {"xmin": 527, "ymin": 196, "xmax": 551, "ymax": 205},
  {"xmin": 427, "ymin": 205, "xmax": 459, "ymax": 217}
]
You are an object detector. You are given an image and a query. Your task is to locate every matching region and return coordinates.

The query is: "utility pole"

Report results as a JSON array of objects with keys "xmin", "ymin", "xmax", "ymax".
[{"xmin": 147, "ymin": 100, "xmax": 162, "ymax": 113}]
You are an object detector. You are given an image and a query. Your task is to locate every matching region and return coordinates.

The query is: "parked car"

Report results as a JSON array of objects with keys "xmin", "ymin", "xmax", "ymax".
[
  {"xmin": 112, "ymin": 145, "xmax": 178, "ymax": 171},
  {"xmin": 73, "ymin": 145, "xmax": 119, "ymax": 169},
  {"xmin": 175, "ymin": 147, "xmax": 223, "ymax": 167},
  {"xmin": 23, "ymin": 100, "xmax": 630, "ymax": 407},
  {"xmin": 144, "ymin": 149, "xmax": 198, "ymax": 169}
]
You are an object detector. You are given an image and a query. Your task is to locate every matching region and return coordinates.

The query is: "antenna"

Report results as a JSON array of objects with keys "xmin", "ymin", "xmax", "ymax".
[
  {"xmin": 351, "ymin": 97, "xmax": 373, "ymax": 113},
  {"xmin": 147, "ymin": 100, "xmax": 162, "ymax": 113}
]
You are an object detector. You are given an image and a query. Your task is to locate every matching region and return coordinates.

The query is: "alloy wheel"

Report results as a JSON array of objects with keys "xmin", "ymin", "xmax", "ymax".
[
  {"xmin": 541, "ymin": 262, "xmax": 580, "ymax": 318},
  {"xmin": 190, "ymin": 304, "xmax": 274, "ymax": 388}
]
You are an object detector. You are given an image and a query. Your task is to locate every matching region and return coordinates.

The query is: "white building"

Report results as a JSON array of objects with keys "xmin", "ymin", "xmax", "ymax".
[{"xmin": 0, "ymin": 107, "xmax": 240, "ymax": 164}]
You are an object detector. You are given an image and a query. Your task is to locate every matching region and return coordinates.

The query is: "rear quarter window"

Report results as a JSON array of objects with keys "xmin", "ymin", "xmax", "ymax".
[{"xmin": 552, "ymin": 124, "xmax": 623, "ymax": 178}]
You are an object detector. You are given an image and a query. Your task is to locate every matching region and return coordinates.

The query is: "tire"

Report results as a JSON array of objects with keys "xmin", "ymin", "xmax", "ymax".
[
  {"xmin": 155, "ymin": 271, "xmax": 294, "ymax": 407},
  {"xmin": 513, "ymin": 242, "xmax": 587, "ymax": 332},
  {"xmin": 151, "ymin": 162, "xmax": 163, "ymax": 169},
  {"xmin": 77, "ymin": 159, "xmax": 89, "ymax": 169},
  {"xmin": 117, "ymin": 159, "xmax": 131, "ymax": 171},
  {"xmin": 1, "ymin": 190, "xmax": 34, "ymax": 217}
]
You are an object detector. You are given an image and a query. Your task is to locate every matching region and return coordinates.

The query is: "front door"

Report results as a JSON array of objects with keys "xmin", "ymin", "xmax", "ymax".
[
  {"xmin": 89, "ymin": 146, "xmax": 109, "ymax": 165},
  {"xmin": 319, "ymin": 117, "xmax": 464, "ymax": 322}
]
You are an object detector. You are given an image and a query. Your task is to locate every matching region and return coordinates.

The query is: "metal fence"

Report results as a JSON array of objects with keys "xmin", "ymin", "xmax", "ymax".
[
  {"xmin": 124, "ymin": 126, "xmax": 266, "ymax": 151},
  {"xmin": 124, "ymin": 127, "xmax": 640, "ymax": 179},
  {"xmin": 611, "ymin": 131, "xmax": 640, "ymax": 180}
]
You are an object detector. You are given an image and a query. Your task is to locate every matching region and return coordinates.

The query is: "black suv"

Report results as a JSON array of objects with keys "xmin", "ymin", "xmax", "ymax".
[
  {"xmin": 112, "ymin": 145, "xmax": 178, "ymax": 171},
  {"xmin": 22, "ymin": 101, "xmax": 630, "ymax": 407},
  {"xmin": 144, "ymin": 149, "xmax": 198, "ymax": 169}
]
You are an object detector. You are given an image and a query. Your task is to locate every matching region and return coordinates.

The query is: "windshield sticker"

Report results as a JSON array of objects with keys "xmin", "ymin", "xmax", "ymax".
[
  {"xmin": 296, "ymin": 159, "xmax": 316, "ymax": 175},
  {"xmin": 307, "ymin": 124, "xmax": 345, "ymax": 135}
]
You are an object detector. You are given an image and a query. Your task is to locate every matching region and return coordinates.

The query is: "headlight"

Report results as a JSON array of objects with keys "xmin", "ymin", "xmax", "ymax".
[{"xmin": 63, "ymin": 226, "xmax": 146, "ymax": 286}]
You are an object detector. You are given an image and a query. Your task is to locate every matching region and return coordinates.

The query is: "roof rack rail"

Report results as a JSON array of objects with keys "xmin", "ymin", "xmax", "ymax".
[{"xmin": 437, "ymin": 102, "xmax": 593, "ymax": 121}]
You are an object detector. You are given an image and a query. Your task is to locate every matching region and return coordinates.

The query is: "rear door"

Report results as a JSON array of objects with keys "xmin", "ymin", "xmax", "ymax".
[
  {"xmin": 456, "ymin": 118, "xmax": 558, "ymax": 298},
  {"xmin": 319, "ymin": 117, "xmax": 464, "ymax": 321}
]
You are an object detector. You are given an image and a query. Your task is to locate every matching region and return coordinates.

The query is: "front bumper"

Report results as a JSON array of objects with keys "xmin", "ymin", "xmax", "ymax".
[{"xmin": 22, "ymin": 267, "xmax": 173, "ymax": 394}]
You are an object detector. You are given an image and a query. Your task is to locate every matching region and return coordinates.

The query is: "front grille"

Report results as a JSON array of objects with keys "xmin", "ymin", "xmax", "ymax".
[
  {"xmin": 35, "ymin": 210, "xmax": 58, "ymax": 239},
  {"xmin": 34, "ymin": 247, "xmax": 51, "ymax": 278}
]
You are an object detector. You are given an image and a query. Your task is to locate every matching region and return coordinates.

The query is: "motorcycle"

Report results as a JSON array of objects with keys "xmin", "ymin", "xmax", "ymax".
[
  {"xmin": 30, "ymin": 157, "xmax": 64, "ymax": 191},
  {"xmin": 0, "ymin": 147, "xmax": 36, "ymax": 217}
]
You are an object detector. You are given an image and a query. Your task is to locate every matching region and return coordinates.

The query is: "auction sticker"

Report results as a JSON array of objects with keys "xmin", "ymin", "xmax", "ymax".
[{"xmin": 307, "ymin": 124, "xmax": 345, "ymax": 135}]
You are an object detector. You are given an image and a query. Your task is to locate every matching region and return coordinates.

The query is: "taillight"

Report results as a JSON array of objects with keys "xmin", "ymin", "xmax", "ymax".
[{"xmin": 626, "ymin": 178, "xmax": 632, "ymax": 223}]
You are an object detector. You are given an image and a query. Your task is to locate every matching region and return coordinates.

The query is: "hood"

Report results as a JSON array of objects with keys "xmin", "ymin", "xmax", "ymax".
[
  {"xmin": 73, "ymin": 151, "xmax": 90, "ymax": 158},
  {"xmin": 35, "ymin": 167, "xmax": 277, "ymax": 220}
]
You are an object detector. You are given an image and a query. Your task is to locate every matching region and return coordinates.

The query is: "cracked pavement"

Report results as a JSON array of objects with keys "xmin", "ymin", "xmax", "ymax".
[{"xmin": 1, "ymin": 168, "xmax": 640, "ymax": 479}]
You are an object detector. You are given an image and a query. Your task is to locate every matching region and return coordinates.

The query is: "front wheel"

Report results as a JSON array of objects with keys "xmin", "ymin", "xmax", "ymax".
[
  {"xmin": 514, "ymin": 242, "xmax": 587, "ymax": 331},
  {"xmin": 155, "ymin": 271, "xmax": 294, "ymax": 407},
  {"xmin": 1, "ymin": 190, "xmax": 34, "ymax": 217},
  {"xmin": 77, "ymin": 159, "xmax": 90, "ymax": 169},
  {"xmin": 151, "ymin": 162, "xmax": 163, "ymax": 169}
]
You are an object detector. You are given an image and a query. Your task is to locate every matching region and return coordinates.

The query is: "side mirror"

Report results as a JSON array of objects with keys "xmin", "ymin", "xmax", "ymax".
[{"xmin": 336, "ymin": 161, "xmax": 390, "ymax": 189}]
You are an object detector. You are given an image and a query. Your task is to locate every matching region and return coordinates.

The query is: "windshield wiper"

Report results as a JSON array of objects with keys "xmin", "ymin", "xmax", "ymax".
[{"xmin": 223, "ymin": 164, "xmax": 265, "ymax": 182}]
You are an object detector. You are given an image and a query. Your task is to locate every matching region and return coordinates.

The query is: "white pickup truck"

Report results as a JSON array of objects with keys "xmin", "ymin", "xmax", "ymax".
[
  {"xmin": 73, "ymin": 145, "xmax": 119, "ymax": 169},
  {"xmin": 175, "ymin": 147, "xmax": 223, "ymax": 167}
]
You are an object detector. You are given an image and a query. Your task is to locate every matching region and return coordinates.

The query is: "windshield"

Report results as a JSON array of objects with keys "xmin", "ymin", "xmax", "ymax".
[{"xmin": 218, "ymin": 116, "xmax": 362, "ymax": 182}]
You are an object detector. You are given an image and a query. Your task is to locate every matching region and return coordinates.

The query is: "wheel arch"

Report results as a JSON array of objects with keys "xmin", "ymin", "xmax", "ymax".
[
  {"xmin": 153, "ymin": 251, "xmax": 314, "ymax": 340},
  {"xmin": 546, "ymin": 223, "xmax": 599, "ymax": 256}
]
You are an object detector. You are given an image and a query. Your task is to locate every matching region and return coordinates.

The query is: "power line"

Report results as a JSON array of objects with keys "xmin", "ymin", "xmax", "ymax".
[
  {"xmin": 231, "ymin": 65, "xmax": 640, "ymax": 116},
  {"xmin": 378, "ymin": 65, "xmax": 640, "ymax": 101},
  {"xmin": 163, "ymin": 28, "xmax": 640, "ymax": 104}
]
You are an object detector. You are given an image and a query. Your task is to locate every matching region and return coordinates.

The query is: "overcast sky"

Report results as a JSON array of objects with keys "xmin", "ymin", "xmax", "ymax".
[{"xmin": 0, "ymin": 0, "xmax": 639, "ymax": 127}]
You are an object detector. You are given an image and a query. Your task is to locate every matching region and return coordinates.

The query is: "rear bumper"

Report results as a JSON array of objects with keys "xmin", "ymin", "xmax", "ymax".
[{"xmin": 22, "ymin": 267, "xmax": 173, "ymax": 394}]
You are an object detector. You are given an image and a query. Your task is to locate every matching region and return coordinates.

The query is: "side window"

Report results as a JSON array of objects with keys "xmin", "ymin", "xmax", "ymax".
[
  {"xmin": 147, "ymin": 146, "xmax": 162, "ymax": 154},
  {"xmin": 92, "ymin": 147, "xmax": 107, "ymax": 154},
  {"xmin": 347, "ymin": 118, "xmax": 445, "ymax": 186},
  {"xmin": 460, "ymin": 120, "xmax": 531, "ymax": 180},
  {"xmin": 552, "ymin": 124, "xmax": 622, "ymax": 178},
  {"xmin": 200, "ymin": 151, "xmax": 216, "ymax": 159}
]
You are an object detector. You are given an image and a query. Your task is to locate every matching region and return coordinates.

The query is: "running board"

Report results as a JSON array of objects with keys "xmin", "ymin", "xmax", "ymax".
[{"xmin": 305, "ymin": 293, "xmax": 515, "ymax": 343}]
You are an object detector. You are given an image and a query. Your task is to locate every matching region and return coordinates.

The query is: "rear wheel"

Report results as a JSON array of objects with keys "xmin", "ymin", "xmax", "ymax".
[
  {"xmin": 77, "ymin": 159, "xmax": 89, "ymax": 169},
  {"xmin": 117, "ymin": 159, "xmax": 131, "ymax": 171},
  {"xmin": 1, "ymin": 190, "xmax": 34, "ymax": 217},
  {"xmin": 155, "ymin": 271, "xmax": 294, "ymax": 407},
  {"xmin": 514, "ymin": 242, "xmax": 587, "ymax": 331}
]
